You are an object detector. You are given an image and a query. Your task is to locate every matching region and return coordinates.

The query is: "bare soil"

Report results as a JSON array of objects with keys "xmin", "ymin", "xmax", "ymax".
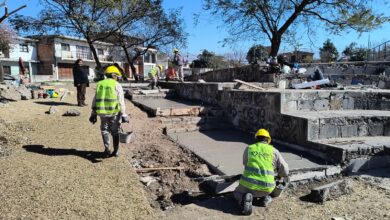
[{"xmin": 1, "ymin": 83, "xmax": 389, "ymax": 220}]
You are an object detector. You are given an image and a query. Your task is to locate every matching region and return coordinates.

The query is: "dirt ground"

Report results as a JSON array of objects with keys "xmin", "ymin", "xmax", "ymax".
[{"xmin": 1, "ymin": 83, "xmax": 389, "ymax": 220}]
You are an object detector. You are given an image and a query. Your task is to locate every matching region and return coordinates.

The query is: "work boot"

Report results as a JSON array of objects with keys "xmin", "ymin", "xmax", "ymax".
[
  {"xmin": 259, "ymin": 195, "xmax": 272, "ymax": 207},
  {"xmin": 112, "ymin": 136, "xmax": 120, "ymax": 157},
  {"xmin": 241, "ymin": 193, "xmax": 253, "ymax": 215},
  {"xmin": 103, "ymin": 148, "xmax": 111, "ymax": 158}
]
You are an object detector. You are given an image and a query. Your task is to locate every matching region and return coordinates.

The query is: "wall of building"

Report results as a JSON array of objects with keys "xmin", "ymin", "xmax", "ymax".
[{"xmin": 8, "ymin": 40, "xmax": 38, "ymax": 61}]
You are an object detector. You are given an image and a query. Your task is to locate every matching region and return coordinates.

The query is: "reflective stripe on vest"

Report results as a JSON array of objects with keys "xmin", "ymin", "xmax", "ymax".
[
  {"xmin": 95, "ymin": 79, "xmax": 120, "ymax": 115},
  {"xmin": 239, "ymin": 142, "xmax": 275, "ymax": 193}
]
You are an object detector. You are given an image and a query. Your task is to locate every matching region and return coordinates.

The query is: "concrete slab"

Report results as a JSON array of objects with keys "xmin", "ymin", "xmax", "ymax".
[
  {"xmin": 132, "ymin": 98, "xmax": 210, "ymax": 116},
  {"xmin": 135, "ymin": 98, "xmax": 203, "ymax": 109},
  {"xmin": 167, "ymin": 129, "xmax": 337, "ymax": 182}
]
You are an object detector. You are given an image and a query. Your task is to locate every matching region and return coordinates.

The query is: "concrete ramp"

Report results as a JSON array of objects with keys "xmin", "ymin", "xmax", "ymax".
[{"xmin": 167, "ymin": 129, "xmax": 341, "ymax": 182}]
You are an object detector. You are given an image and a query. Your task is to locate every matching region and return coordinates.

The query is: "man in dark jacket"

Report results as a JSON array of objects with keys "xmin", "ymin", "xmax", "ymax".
[{"xmin": 73, "ymin": 59, "xmax": 89, "ymax": 106}]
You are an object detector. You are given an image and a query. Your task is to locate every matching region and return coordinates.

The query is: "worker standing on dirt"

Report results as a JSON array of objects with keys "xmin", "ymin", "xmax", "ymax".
[
  {"xmin": 89, "ymin": 65, "xmax": 129, "ymax": 157},
  {"xmin": 73, "ymin": 59, "xmax": 89, "ymax": 107},
  {"xmin": 234, "ymin": 128, "xmax": 289, "ymax": 215},
  {"xmin": 148, "ymin": 64, "xmax": 163, "ymax": 89},
  {"xmin": 173, "ymin": 48, "xmax": 184, "ymax": 82}
]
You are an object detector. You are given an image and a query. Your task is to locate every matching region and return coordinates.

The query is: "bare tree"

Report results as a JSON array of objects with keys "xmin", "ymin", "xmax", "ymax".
[
  {"xmin": 110, "ymin": 0, "xmax": 186, "ymax": 80},
  {"xmin": 224, "ymin": 48, "xmax": 247, "ymax": 67},
  {"xmin": 204, "ymin": 0, "xmax": 389, "ymax": 57},
  {"xmin": 0, "ymin": 0, "xmax": 26, "ymax": 24},
  {"xmin": 0, "ymin": 0, "xmax": 25, "ymax": 82},
  {"xmin": 10, "ymin": 0, "xmax": 136, "ymax": 71}
]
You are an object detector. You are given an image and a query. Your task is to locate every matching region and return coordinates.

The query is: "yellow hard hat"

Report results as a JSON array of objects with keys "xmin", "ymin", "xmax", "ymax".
[
  {"xmin": 104, "ymin": 65, "xmax": 122, "ymax": 77},
  {"xmin": 255, "ymin": 128, "xmax": 271, "ymax": 143},
  {"xmin": 158, "ymin": 64, "xmax": 163, "ymax": 71},
  {"xmin": 173, "ymin": 48, "xmax": 179, "ymax": 53}
]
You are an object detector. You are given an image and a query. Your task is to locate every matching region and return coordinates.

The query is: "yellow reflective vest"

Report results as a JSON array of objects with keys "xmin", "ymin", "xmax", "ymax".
[
  {"xmin": 94, "ymin": 78, "xmax": 120, "ymax": 115},
  {"xmin": 239, "ymin": 142, "xmax": 275, "ymax": 192}
]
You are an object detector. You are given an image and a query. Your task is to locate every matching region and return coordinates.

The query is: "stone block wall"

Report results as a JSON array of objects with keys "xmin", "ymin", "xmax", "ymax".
[
  {"xmin": 185, "ymin": 65, "xmax": 275, "ymax": 82},
  {"xmin": 281, "ymin": 90, "xmax": 390, "ymax": 112},
  {"xmin": 307, "ymin": 117, "xmax": 390, "ymax": 140}
]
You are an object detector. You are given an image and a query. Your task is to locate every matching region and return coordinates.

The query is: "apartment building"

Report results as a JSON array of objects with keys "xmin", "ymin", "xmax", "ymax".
[
  {"xmin": 0, "ymin": 37, "xmax": 39, "ymax": 79},
  {"xmin": 30, "ymin": 35, "xmax": 117, "ymax": 82}
]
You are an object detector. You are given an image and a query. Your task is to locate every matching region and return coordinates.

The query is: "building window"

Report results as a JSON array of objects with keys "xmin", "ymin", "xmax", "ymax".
[
  {"xmin": 97, "ymin": 49, "xmax": 104, "ymax": 56},
  {"xmin": 144, "ymin": 52, "xmax": 151, "ymax": 63},
  {"xmin": 20, "ymin": 44, "xmax": 29, "ymax": 53},
  {"xmin": 152, "ymin": 53, "xmax": 156, "ymax": 63},
  {"xmin": 76, "ymin": 45, "xmax": 92, "ymax": 60},
  {"xmin": 61, "ymin": 43, "xmax": 70, "ymax": 51}
]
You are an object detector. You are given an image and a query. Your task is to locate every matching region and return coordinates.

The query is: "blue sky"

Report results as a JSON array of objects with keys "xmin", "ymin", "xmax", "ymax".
[{"xmin": 5, "ymin": 0, "xmax": 390, "ymax": 59}]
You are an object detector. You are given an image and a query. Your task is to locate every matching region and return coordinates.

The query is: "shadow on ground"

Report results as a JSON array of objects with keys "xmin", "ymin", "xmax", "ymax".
[
  {"xmin": 34, "ymin": 101, "xmax": 76, "ymax": 106},
  {"xmin": 23, "ymin": 145, "xmax": 105, "ymax": 163}
]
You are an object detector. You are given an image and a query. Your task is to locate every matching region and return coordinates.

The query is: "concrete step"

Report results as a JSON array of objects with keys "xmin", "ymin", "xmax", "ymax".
[
  {"xmin": 167, "ymin": 129, "xmax": 341, "ymax": 184},
  {"xmin": 285, "ymin": 110, "xmax": 390, "ymax": 140},
  {"xmin": 162, "ymin": 116, "xmax": 232, "ymax": 133},
  {"xmin": 125, "ymin": 89, "xmax": 176, "ymax": 101},
  {"xmin": 309, "ymin": 136, "xmax": 390, "ymax": 163},
  {"xmin": 132, "ymin": 97, "xmax": 225, "ymax": 117}
]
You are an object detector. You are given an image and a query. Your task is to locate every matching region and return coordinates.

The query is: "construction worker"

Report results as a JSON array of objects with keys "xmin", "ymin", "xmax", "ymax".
[
  {"xmin": 89, "ymin": 65, "xmax": 129, "ymax": 157},
  {"xmin": 148, "ymin": 64, "xmax": 163, "ymax": 89},
  {"xmin": 234, "ymin": 128, "xmax": 289, "ymax": 215},
  {"xmin": 173, "ymin": 48, "xmax": 184, "ymax": 82}
]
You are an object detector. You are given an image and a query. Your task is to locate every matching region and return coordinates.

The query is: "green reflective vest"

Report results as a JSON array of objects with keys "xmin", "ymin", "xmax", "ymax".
[
  {"xmin": 239, "ymin": 142, "xmax": 275, "ymax": 192},
  {"xmin": 148, "ymin": 66, "xmax": 158, "ymax": 78},
  {"xmin": 95, "ymin": 78, "xmax": 120, "ymax": 115}
]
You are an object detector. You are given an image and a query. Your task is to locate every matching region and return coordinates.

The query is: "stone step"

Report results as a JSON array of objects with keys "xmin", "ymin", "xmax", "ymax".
[
  {"xmin": 285, "ymin": 110, "xmax": 390, "ymax": 140},
  {"xmin": 309, "ymin": 136, "xmax": 390, "ymax": 163}
]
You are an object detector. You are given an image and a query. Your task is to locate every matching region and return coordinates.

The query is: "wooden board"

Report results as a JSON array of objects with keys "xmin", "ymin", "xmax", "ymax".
[{"xmin": 233, "ymin": 79, "xmax": 265, "ymax": 90}]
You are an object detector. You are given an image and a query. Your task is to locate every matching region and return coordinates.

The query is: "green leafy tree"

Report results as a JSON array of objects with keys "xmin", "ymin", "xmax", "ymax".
[
  {"xmin": 204, "ymin": 0, "xmax": 389, "ymax": 57},
  {"xmin": 343, "ymin": 42, "xmax": 368, "ymax": 61},
  {"xmin": 246, "ymin": 44, "xmax": 268, "ymax": 64},
  {"xmin": 320, "ymin": 39, "xmax": 339, "ymax": 62},
  {"xmin": 192, "ymin": 49, "xmax": 228, "ymax": 69}
]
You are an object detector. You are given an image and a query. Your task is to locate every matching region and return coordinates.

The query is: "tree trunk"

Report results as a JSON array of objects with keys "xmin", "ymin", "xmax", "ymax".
[
  {"xmin": 269, "ymin": 33, "xmax": 282, "ymax": 57},
  {"xmin": 121, "ymin": 45, "xmax": 138, "ymax": 81},
  {"xmin": 86, "ymin": 39, "xmax": 102, "ymax": 73},
  {"xmin": 0, "ymin": 60, "xmax": 3, "ymax": 82}
]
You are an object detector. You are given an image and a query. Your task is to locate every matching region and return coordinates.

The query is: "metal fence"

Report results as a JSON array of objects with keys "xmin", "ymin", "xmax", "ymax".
[{"xmin": 368, "ymin": 40, "xmax": 390, "ymax": 61}]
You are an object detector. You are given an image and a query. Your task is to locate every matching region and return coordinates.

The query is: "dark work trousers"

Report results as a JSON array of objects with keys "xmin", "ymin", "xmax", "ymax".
[
  {"xmin": 76, "ymin": 84, "xmax": 87, "ymax": 105},
  {"xmin": 100, "ymin": 115, "xmax": 121, "ymax": 153}
]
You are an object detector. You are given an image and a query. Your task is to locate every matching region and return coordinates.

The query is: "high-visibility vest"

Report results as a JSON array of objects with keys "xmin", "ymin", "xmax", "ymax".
[
  {"xmin": 95, "ymin": 78, "xmax": 120, "ymax": 115},
  {"xmin": 239, "ymin": 142, "xmax": 275, "ymax": 192},
  {"xmin": 148, "ymin": 66, "xmax": 158, "ymax": 78}
]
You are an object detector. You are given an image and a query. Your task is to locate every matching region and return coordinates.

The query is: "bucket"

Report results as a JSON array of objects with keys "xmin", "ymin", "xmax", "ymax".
[
  {"xmin": 119, "ymin": 129, "xmax": 133, "ymax": 143},
  {"xmin": 270, "ymin": 181, "xmax": 287, "ymax": 197}
]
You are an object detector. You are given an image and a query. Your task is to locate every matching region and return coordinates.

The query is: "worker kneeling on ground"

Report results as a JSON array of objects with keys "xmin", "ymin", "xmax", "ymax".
[
  {"xmin": 89, "ymin": 65, "xmax": 129, "ymax": 157},
  {"xmin": 148, "ymin": 64, "xmax": 163, "ymax": 89},
  {"xmin": 234, "ymin": 128, "xmax": 289, "ymax": 215}
]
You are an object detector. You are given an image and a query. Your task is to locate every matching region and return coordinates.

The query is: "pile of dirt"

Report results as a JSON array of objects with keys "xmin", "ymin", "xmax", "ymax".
[
  {"xmin": 130, "ymin": 141, "xmax": 213, "ymax": 210},
  {"xmin": 123, "ymin": 101, "xmax": 214, "ymax": 211}
]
